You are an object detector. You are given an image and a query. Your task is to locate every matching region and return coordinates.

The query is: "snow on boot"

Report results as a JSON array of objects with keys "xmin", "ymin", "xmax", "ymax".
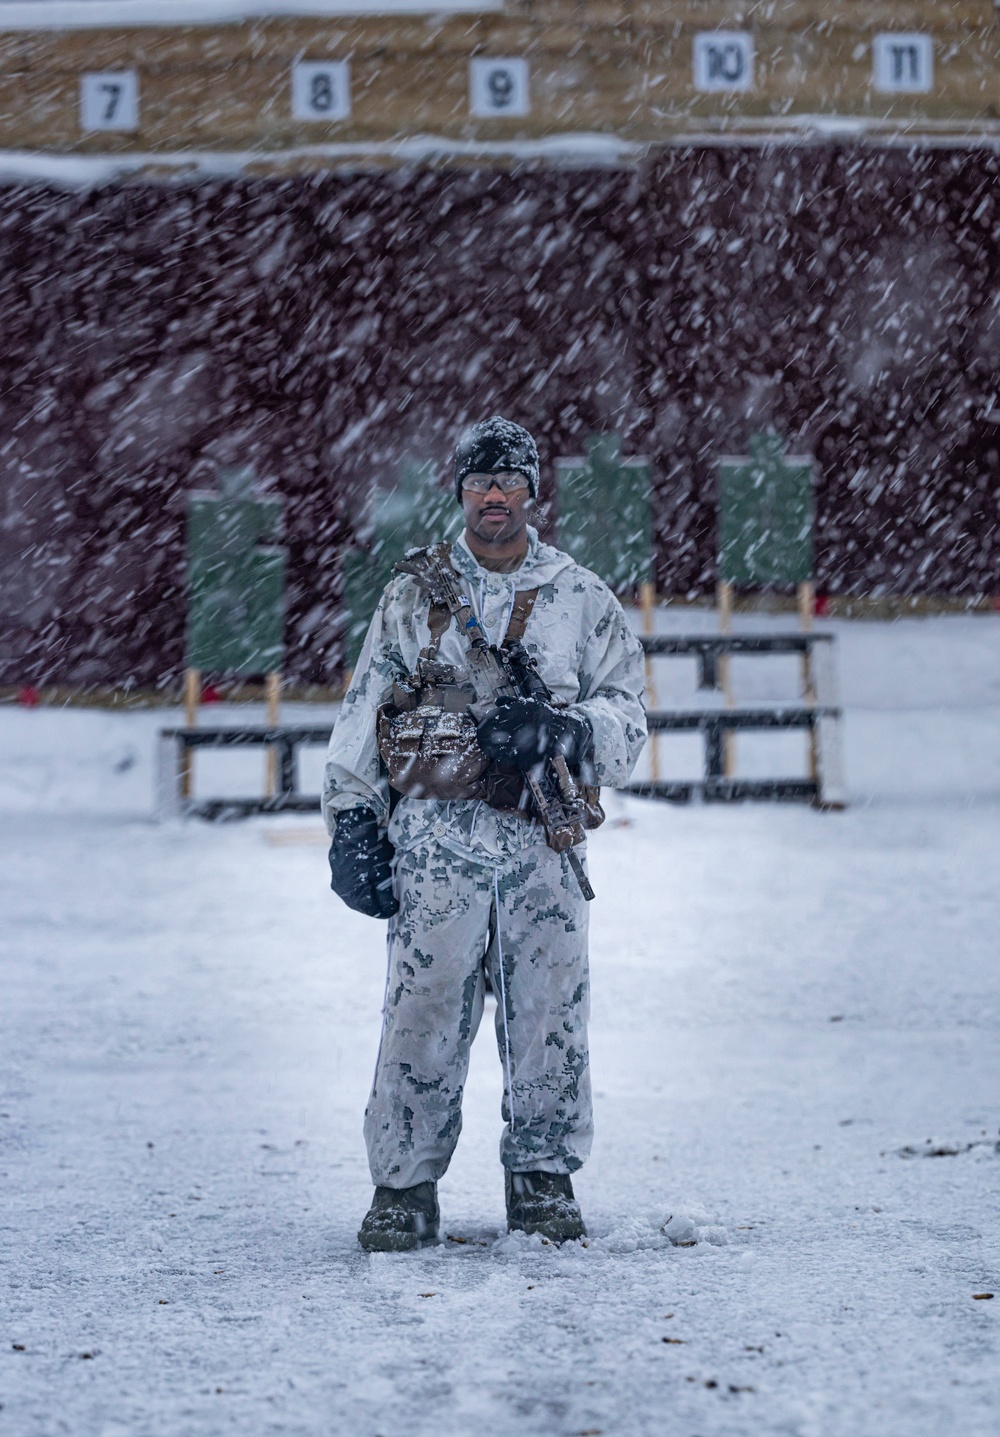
[
  {"xmin": 358, "ymin": 1182, "xmax": 439, "ymax": 1252},
  {"xmin": 505, "ymin": 1170, "xmax": 586, "ymax": 1242}
]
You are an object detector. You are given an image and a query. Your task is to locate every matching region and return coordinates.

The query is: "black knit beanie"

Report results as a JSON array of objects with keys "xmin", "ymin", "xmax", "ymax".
[{"xmin": 454, "ymin": 416, "xmax": 540, "ymax": 503}]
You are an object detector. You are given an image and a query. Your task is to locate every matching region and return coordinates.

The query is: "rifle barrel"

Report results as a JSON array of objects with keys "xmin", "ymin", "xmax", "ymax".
[{"xmin": 565, "ymin": 848, "xmax": 595, "ymax": 902}]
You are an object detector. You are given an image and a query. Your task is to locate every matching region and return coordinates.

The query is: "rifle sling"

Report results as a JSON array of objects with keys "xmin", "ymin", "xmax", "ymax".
[
  {"xmin": 397, "ymin": 543, "xmax": 538, "ymax": 652},
  {"xmin": 421, "ymin": 559, "xmax": 538, "ymax": 654}
]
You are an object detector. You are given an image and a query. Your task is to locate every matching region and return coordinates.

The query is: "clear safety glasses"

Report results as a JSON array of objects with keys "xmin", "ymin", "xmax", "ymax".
[{"xmin": 462, "ymin": 473, "xmax": 530, "ymax": 494}]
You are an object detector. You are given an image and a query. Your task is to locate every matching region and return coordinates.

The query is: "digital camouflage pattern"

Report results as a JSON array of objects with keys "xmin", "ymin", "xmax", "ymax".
[
  {"xmin": 324, "ymin": 526, "xmax": 646, "ymax": 1185},
  {"xmin": 366, "ymin": 839, "xmax": 591, "ymax": 1186}
]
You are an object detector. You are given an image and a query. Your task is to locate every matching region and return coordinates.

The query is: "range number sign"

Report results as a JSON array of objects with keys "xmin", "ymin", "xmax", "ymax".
[
  {"xmin": 469, "ymin": 58, "xmax": 530, "ymax": 117},
  {"xmin": 693, "ymin": 32, "xmax": 755, "ymax": 92},
  {"xmin": 873, "ymin": 33, "xmax": 933, "ymax": 94},
  {"xmin": 291, "ymin": 61, "xmax": 352, "ymax": 122},
  {"xmin": 79, "ymin": 71, "xmax": 139, "ymax": 132}
]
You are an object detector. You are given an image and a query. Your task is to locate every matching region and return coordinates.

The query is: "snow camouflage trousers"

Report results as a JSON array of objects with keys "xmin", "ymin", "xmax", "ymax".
[{"xmin": 364, "ymin": 838, "xmax": 592, "ymax": 1188}]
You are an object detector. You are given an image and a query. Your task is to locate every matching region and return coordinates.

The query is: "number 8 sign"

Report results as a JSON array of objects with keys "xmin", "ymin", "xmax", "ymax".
[
  {"xmin": 470, "ymin": 58, "xmax": 530, "ymax": 118},
  {"xmin": 291, "ymin": 62, "xmax": 351, "ymax": 122},
  {"xmin": 80, "ymin": 71, "xmax": 139, "ymax": 133}
]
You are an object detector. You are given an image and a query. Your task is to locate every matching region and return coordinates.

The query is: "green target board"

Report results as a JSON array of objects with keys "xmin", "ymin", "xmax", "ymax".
[
  {"xmin": 342, "ymin": 460, "xmax": 462, "ymax": 669},
  {"xmin": 555, "ymin": 434, "xmax": 652, "ymax": 591},
  {"xmin": 186, "ymin": 466, "xmax": 285, "ymax": 675},
  {"xmin": 718, "ymin": 431, "xmax": 814, "ymax": 586}
]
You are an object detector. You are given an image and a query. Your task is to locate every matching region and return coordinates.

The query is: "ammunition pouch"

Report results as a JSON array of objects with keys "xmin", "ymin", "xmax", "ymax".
[{"xmin": 377, "ymin": 668, "xmax": 487, "ymax": 802}]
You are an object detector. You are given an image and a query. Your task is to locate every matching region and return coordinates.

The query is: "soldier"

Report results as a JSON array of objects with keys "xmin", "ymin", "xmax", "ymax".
[{"xmin": 324, "ymin": 416, "xmax": 646, "ymax": 1251}]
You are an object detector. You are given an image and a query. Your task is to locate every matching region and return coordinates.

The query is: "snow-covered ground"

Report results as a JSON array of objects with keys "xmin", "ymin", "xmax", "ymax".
[{"xmin": 2, "ymin": 616, "xmax": 999, "ymax": 1435}]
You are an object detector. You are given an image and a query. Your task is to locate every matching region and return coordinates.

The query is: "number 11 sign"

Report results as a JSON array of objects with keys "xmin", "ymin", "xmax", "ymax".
[{"xmin": 80, "ymin": 71, "xmax": 139, "ymax": 132}]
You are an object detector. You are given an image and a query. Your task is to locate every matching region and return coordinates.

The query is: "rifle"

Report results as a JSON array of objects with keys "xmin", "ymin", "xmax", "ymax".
[{"xmin": 398, "ymin": 546, "xmax": 595, "ymax": 901}]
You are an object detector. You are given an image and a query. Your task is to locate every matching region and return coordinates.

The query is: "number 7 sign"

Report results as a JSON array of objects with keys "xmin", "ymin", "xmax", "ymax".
[{"xmin": 80, "ymin": 71, "xmax": 139, "ymax": 133}]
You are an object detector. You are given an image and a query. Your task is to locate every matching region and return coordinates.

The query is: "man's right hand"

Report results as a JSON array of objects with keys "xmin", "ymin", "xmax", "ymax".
[{"xmin": 328, "ymin": 807, "xmax": 399, "ymax": 919}]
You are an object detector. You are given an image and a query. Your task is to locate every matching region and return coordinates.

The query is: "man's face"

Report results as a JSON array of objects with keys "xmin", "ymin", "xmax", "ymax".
[{"xmin": 461, "ymin": 472, "xmax": 532, "ymax": 545}]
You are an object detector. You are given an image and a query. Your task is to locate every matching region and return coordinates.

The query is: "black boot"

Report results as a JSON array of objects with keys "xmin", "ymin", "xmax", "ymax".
[
  {"xmin": 505, "ymin": 1170, "xmax": 586, "ymax": 1242},
  {"xmin": 358, "ymin": 1182, "xmax": 439, "ymax": 1252}
]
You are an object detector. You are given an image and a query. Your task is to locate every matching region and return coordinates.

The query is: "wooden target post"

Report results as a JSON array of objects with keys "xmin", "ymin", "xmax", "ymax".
[
  {"xmin": 639, "ymin": 579, "xmax": 660, "ymax": 781},
  {"xmin": 715, "ymin": 580, "xmax": 736, "ymax": 775},
  {"xmin": 264, "ymin": 668, "xmax": 281, "ymax": 797},
  {"xmin": 797, "ymin": 580, "xmax": 819, "ymax": 781},
  {"xmin": 180, "ymin": 667, "xmax": 201, "ymax": 799}
]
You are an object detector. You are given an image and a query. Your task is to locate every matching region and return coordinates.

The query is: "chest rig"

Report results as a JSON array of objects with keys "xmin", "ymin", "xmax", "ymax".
[{"xmin": 376, "ymin": 548, "xmax": 538, "ymax": 810}]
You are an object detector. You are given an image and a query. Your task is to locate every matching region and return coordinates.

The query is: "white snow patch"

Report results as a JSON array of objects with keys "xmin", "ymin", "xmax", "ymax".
[
  {"xmin": 0, "ymin": 133, "xmax": 643, "ymax": 190},
  {"xmin": 0, "ymin": 700, "xmax": 339, "ymax": 816},
  {"xmin": 2, "ymin": 616, "xmax": 1000, "ymax": 1433}
]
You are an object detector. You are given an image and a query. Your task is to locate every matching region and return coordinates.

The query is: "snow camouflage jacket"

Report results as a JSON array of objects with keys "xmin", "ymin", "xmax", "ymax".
[{"xmin": 323, "ymin": 527, "xmax": 647, "ymax": 865}]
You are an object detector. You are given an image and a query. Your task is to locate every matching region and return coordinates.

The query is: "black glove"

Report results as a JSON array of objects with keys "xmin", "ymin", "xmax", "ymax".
[
  {"xmin": 328, "ymin": 806, "xmax": 398, "ymax": 919},
  {"xmin": 477, "ymin": 696, "xmax": 592, "ymax": 771}
]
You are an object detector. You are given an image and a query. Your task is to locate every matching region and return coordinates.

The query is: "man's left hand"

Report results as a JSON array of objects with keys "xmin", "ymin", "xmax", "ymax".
[{"xmin": 477, "ymin": 696, "xmax": 592, "ymax": 770}]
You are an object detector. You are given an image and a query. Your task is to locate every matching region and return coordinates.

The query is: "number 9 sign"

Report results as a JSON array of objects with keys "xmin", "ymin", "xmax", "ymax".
[
  {"xmin": 80, "ymin": 71, "xmax": 139, "ymax": 133},
  {"xmin": 470, "ymin": 58, "xmax": 530, "ymax": 118},
  {"xmin": 291, "ymin": 61, "xmax": 351, "ymax": 122}
]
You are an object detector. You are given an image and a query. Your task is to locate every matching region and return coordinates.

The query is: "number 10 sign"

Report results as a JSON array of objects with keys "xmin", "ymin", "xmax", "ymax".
[{"xmin": 291, "ymin": 61, "xmax": 351, "ymax": 121}]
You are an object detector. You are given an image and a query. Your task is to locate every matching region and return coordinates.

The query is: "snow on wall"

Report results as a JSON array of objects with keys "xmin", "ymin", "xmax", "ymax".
[
  {"xmin": 2, "ymin": 148, "xmax": 1000, "ymax": 688},
  {"xmin": 0, "ymin": 136, "xmax": 642, "ymax": 190},
  {"xmin": 0, "ymin": 0, "xmax": 499, "ymax": 27}
]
